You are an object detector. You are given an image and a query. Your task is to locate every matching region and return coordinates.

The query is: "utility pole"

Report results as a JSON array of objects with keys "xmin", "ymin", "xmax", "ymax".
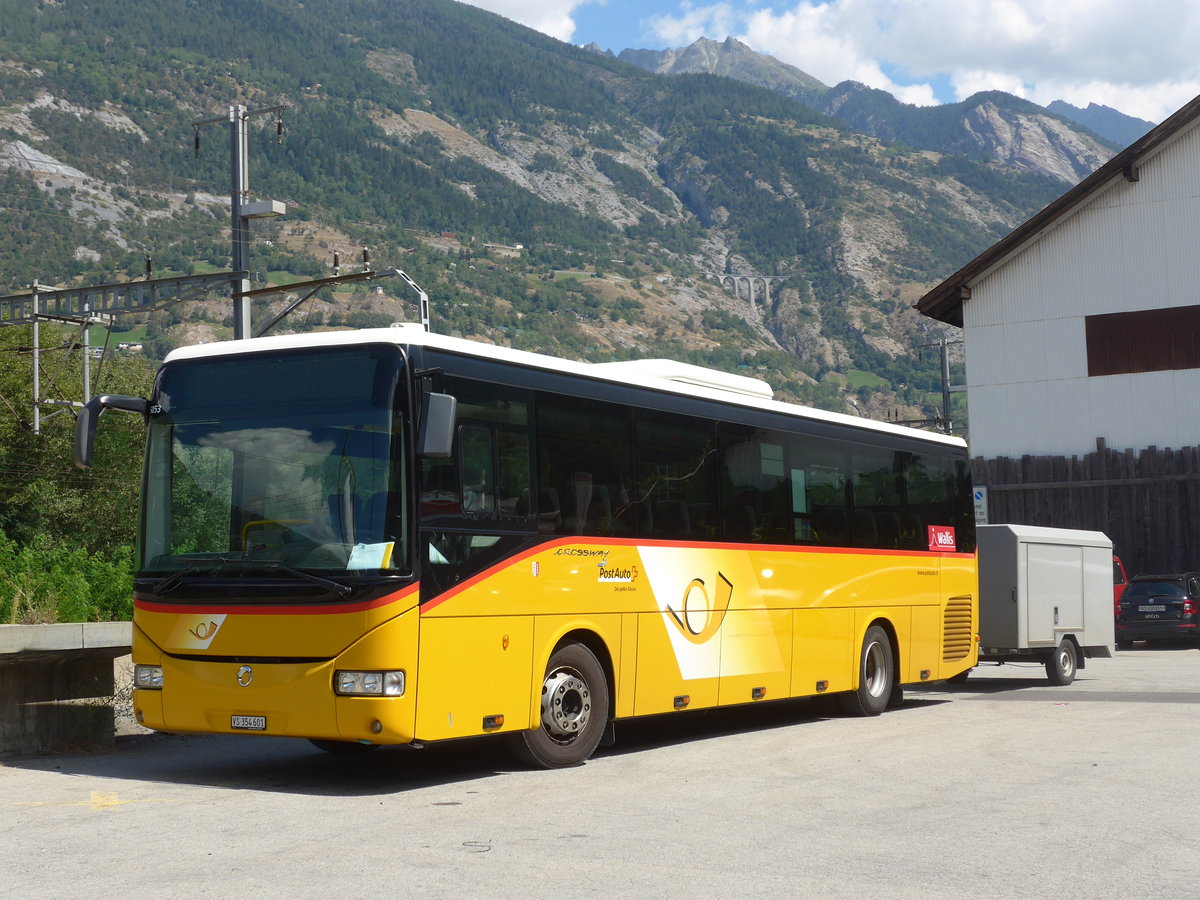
[
  {"xmin": 193, "ymin": 103, "xmax": 286, "ymax": 339},
  {"xmin": 939, "ymin": 334, "xmax": 952, "ymax": 433},
  {"xmin": 919, "ymin": 334, "xmax": 964, "ymax": 436},
  {"xmin": 31, "ymin": 280, "xmax": 39, "ymax": 435},
  {"xmin": 229, "ymin": 104, "xmax": 251, "ymax": 339},
  {"xmin": 3, "ymin": 105, "xmax": 288, "ymax": 434},
  {"xmin": 24, "ymin": 280, "xmax": 114, "ymax": 434},
  {"xmin": 2, "ymin": 272, "xmax": 247, "ymax": 433}
]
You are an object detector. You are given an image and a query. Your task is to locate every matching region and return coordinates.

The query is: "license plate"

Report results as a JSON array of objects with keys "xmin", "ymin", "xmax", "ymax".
[
  {"xmin": 1139, "ymin": 605, "xmax": 1166, "ymax": 612},
  {"xmin": 231, "ymin": 715, "xmax": 267, "ymax": 731}
]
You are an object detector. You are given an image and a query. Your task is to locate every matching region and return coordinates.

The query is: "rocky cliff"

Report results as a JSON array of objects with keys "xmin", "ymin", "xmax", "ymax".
[{"xmin": 615, "ymin": 38, "xmax": 1118, "ymax": 184}]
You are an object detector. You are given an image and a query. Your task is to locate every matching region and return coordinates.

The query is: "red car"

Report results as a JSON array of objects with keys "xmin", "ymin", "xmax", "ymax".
[{"xmin": 1113, "ymin": 555, "xmax": 1129, "ymax": 609}]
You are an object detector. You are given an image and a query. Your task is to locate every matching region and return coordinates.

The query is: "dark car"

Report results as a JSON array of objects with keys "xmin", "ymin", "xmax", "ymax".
[{"xmin": 1115, "ymin": 573, "xmax": 1200, "ymax": 649}]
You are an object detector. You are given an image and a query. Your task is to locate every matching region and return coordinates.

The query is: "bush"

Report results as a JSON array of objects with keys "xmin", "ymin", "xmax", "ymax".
[{"xmin": 0, "ymin": 530, "xmax": 133, "ymax": 624}]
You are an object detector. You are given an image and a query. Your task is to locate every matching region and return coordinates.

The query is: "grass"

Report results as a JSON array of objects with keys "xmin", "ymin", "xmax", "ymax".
[
  {"xmin": 845, "ymin": 368, "xmax": 888, "ymax": 389},
  {"xmin": 107, "ymin": 324, "xmax": 147, "ymax": 345}
]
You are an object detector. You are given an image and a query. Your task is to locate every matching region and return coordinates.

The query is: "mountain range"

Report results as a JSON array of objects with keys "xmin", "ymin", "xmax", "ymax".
[
  {"xmin": 610, "ymin": 36, "xmax": 1155, "ymax": 176},
  {"xmin": 0, "ymin": 0, "xmax": 1147, "ymax": 423}
]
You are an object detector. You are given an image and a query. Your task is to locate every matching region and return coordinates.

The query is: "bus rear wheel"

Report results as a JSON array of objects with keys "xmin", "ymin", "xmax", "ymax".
[
  {"xmin": 839, "ymin": 625, "xmax": 894, "ymax": 717},
  {"xmin": 511, "ymin": 642, "xmax": 609, "ymax": 769}
]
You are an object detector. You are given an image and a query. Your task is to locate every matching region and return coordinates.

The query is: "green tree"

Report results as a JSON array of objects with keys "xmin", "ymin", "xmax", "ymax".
[{"xmin": 0, "ymin": 324, "xmax": 152, "ymax": 621}]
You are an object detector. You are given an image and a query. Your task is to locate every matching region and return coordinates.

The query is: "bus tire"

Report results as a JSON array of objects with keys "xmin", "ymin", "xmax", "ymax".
[
  {"xmin": 511, "ymin": 641, "xmax": 609, "ymax": 769},
  {"xmin": 839, "ymin": 625, "xmax": 893, "ymax": 717},
  {"xmin": 1046, "ymin": 639, "xmax": 1077, "ymax": 686}
]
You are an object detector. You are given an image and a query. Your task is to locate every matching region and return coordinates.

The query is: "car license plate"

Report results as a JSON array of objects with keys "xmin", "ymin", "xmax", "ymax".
[
  {"xmin": 231, "ymin": 715, "xmax": 267, "ymax": 731},
  {"xmin": 1139, "ymin": 605, "xmax": 1166, "ymax": 612}
]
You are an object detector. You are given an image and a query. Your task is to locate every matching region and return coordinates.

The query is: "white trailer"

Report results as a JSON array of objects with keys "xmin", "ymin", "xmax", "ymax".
[{"xmin": 969, "ymin": 524, "xmax": 1115, "ymax": 685}]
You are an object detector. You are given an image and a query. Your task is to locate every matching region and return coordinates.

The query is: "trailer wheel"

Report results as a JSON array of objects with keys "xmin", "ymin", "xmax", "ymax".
[
  {"xmin": 839, "ymin": 625, "xmax": 893, "ymax": 716},
  {"xmin": 1046, "ymin": 639, "xmax": 1078, "ymax": 685}
]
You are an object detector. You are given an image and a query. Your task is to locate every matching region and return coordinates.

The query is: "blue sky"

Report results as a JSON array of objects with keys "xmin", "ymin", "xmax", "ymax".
[
  {"xmin": 461, "ymin": 0, "xmax": 1200, "ymax": 123},
  {"xmin": 568, "ymin": 0, "xmax": 675, "ymax": 54}
]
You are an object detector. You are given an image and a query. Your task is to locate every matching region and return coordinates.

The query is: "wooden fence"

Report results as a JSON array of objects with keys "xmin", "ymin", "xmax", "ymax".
[{"xmin": 972, "ymin": 438, "xmax": 1200, "ymax": 577}]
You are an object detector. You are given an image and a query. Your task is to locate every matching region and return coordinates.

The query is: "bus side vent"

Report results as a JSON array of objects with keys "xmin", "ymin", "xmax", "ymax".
[{"xmin": 942, "ymin": 595, "xmax": 974, "ymax": 661}]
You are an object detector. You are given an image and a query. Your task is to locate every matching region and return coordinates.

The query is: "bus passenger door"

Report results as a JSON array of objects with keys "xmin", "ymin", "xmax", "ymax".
[
  {"xmin": 415, "ymin": 611, "xmax": 534, "ymax": 742},
  {"xmin": 416, "ymin": 532, "xmax": 541, "ymax": 741}
]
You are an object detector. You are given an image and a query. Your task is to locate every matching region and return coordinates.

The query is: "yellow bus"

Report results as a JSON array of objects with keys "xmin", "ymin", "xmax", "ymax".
[{"xmin": 78, "ymin": 325, "xmax": 977, "ymax": 767}]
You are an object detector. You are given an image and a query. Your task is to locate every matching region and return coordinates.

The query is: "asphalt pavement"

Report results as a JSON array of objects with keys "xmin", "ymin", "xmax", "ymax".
[{"xmin": 3, "ymin": 646, "xmax": 1198, "ymax": 899}]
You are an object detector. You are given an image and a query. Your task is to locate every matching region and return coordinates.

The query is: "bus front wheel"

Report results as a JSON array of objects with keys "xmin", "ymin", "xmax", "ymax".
[
  {"xmin": 839, "ymin": 625, "xmax": 894, "ymax": 717},
  {"xmin": 511, "ymin": 642, "xmax": 610, "ymax": 769}
]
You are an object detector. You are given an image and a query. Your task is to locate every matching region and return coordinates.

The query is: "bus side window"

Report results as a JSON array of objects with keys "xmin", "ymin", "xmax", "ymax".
[
  {"xmin": 788, "ymin": 436, "xmax": 851, "ymax": 548},
  {"xmin": 460, "ymin": 425, "xmax": 496, "ymax": 515},
  {"xmin": 903, "ymin": 454, "xmax": 975, "ymax": 553},
  {"xmin": 634, "ymin": 411, "xmax": 718, "ymax": 541},
  {"xmin": 496, "ymin": 429, "xmax": 530, "ymax": 519},
  {"xmin": 426, "ymin": 376, "xmax": 535, "ymax": 527},
  {"xmin": 849, "ymin": 446, "xmax": 904, "ymax": 549},
  {"xmin": 420, "ymin": 455, "xmax": 460, "ymax": 520},
  {"xmin": 717, "ymin": 423, "xmax": 788, "ymax": 543},
  {"xmin": 536, "ymin": 395, "xmax": 634, "ymax": 537}
]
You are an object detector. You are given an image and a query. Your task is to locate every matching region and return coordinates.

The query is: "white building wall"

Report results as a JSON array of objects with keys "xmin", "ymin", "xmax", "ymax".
[{"xmin": 964, "ymin": 122, "xmax": 1200, "ymax": 459}]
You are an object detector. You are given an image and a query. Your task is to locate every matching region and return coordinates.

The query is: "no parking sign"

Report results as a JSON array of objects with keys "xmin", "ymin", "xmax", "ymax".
[{"xmin": 973, "ymin": 487, "xmax": 988, "ymax": 525}]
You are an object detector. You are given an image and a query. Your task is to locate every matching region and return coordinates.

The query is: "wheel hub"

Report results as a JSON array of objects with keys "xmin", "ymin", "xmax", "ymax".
[
  {"xmin": 541, "ymin": 670, "xmax": 591, "ymax": 741},
  {"xmin": 864, "ymin": 641, "xmax": 887, "ymax": 698}
]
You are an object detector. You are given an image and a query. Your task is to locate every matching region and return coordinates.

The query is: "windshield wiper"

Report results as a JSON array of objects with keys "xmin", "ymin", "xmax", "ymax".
[
  {"xmin": 153, "ymin": 556, "xmax": 241, "ymax": 597},
  {"xmin": 251, "ymin": 561, "xmax": 353, "ymax": 598},
  {"xmin": 151, "ymin": 557, "xmax": 352, "ymax": 599}
]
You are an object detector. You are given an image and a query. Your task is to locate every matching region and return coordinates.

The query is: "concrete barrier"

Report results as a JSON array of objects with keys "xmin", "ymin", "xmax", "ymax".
[{"xmin": 0, "ymin": 622, "xmax": 132, "ymax": 757}]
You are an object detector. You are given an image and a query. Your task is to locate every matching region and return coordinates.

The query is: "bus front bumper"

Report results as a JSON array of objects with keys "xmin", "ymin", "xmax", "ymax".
[{"xmin": 131, "ymin": 612, "xmax": 418, "ymax": 745}]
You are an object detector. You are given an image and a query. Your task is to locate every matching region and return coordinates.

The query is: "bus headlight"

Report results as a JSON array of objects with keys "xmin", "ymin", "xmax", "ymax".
[
  {"xmin": 334, "ymin": 670, "xmax": 405, "ymax": 697},
  {"xmin": 134, "ymin": 665, "xmax": 163, "ymax": 690}
]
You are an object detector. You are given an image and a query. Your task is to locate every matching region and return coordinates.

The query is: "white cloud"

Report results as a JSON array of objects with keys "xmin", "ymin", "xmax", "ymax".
[
  {"xmin": 645, "ymin": 2, "xmax": 737, "ymax": 47},
  {"xmin": 459, "ymin": 0, "xmax": 585, "ymax": 43}
]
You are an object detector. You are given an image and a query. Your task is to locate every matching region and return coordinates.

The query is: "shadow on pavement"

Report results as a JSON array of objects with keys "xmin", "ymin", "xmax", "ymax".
[
  {"xmin": 597, "ymin": 694, "xmax": 946, "ymax": 759},
  {"xmin": 3, "ymin": 693, "xmax": 950, "ymax": 795}
]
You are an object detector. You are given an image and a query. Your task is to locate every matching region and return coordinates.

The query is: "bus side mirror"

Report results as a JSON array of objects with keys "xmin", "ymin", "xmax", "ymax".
[
  {"xmin": 75, "ymin": 394, "xmax": 148, "ymax": 469},
  {"xmin": 417, "ymin": 392, "xmax": 457, "ymax": 458}
]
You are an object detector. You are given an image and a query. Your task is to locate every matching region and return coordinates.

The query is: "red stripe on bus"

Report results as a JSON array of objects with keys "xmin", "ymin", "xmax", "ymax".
[{"xmin": 417, "ymin": 536, "xmax": 974, "ymax": 614}]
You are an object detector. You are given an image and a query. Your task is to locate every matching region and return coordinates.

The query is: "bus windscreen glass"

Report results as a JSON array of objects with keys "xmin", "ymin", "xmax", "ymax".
[{"xmin": 140, "ymin": 346, "xmax": 407, "ymax": 575}]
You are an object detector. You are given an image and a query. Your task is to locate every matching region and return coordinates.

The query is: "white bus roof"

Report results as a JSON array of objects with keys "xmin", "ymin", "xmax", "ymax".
[{"xmin": 164, "ymin": 324, "xmax": 965, "ymax": 448}]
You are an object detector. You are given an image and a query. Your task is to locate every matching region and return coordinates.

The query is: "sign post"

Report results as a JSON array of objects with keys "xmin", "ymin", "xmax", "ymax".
[{"xmin": 973, "ymin": 486, "xmax": 989, "ymax": 525}]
